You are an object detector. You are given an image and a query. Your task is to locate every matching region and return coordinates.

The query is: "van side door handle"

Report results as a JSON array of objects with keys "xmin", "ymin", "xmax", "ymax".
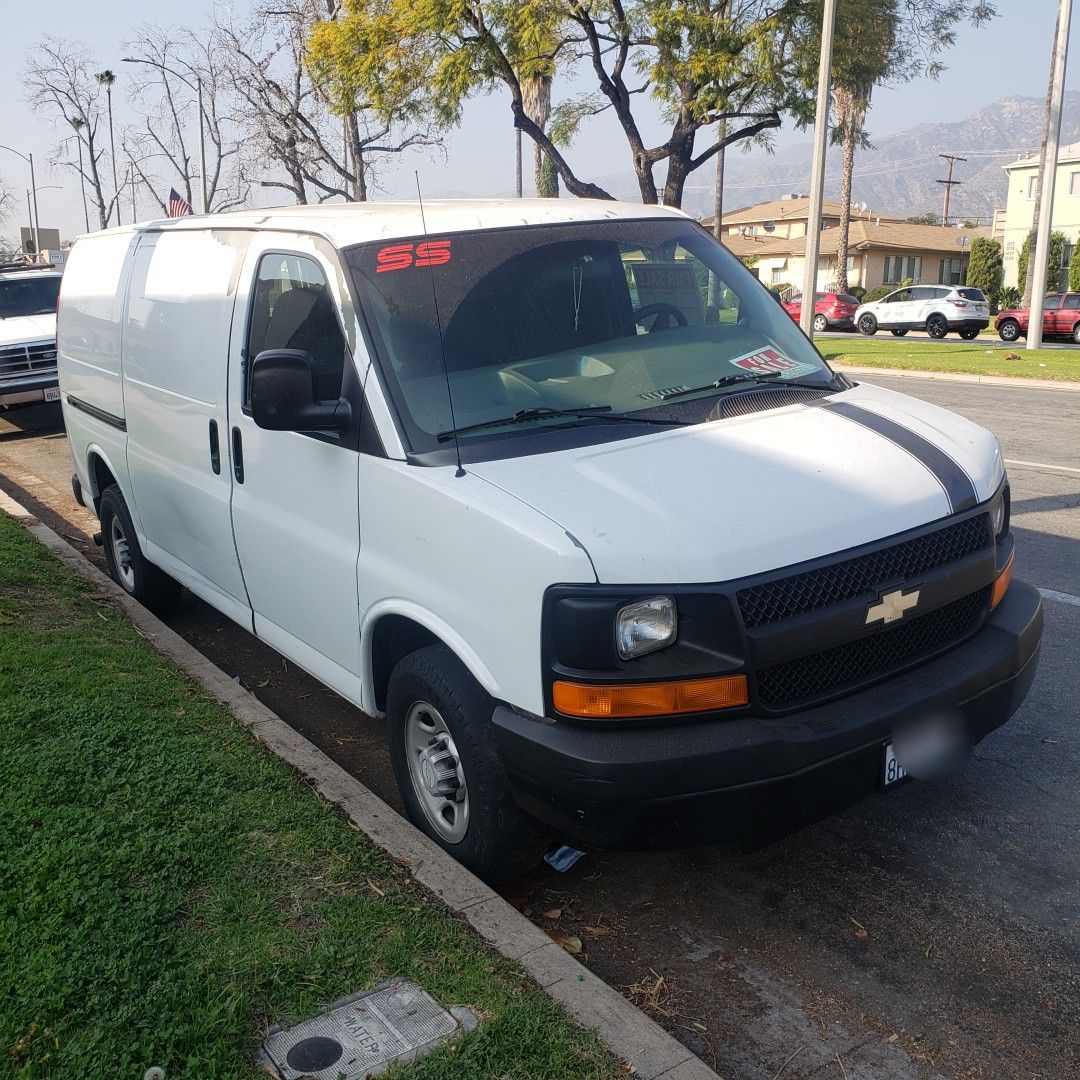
[
  {"xmin": 231, "ymin": 426, "xmax": 244, "ymax": 484},
  {"xmin": 208, "ymin": 420, "xmax": 220, "ymax": 474}
]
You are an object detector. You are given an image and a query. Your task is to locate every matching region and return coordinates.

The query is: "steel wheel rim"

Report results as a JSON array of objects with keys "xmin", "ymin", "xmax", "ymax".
[
  {"xmin": 109, "ymin": 517, "xmax": 135, "ymax": 591},
  {"xmin": 1001, "ymin": 322, "xmax": 1018, "ymax": 341},
  {"xmin": 404, "ymin": 701, "xmax": 469, "ymax": 844},
  {"xmin": 814, "ymin": 314, "xmax": 827, "ymax": 331}
]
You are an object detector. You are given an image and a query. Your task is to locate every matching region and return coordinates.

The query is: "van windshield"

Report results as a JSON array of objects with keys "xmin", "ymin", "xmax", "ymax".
[
  {"xmin": 346, "ymin": 219, "xmax": 834, "ymax": 456},
  {"xmin": 0, "ymin": 275, "xmax": 61, "ymax": 319}
]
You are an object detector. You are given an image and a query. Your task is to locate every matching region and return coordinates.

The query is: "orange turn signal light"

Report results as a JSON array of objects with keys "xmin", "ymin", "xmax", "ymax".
[
  {"xmin": 991, "ymin": 549, "xmax": 1015, "ymax": 610},
  {"xmin": 552, "ymin": 674, "xmax": 749, "ymax": 719}
]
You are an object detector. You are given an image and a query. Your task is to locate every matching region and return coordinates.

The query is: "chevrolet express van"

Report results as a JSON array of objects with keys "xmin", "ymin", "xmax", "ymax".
[{"xmin": 58, "ymin": 201, "xmax": 1042, "ymax": 880}]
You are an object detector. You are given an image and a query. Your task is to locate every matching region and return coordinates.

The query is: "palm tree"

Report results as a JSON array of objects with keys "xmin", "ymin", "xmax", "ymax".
[
  {"xmin": 96, "ymin": 70, "xmax": 119, "ymax": 225},
  {"xmin": 522, "ymin": 73, "xmax": 556, "ymax": 197},
  {"xmin": 830, "ymin": 3, "xmax": 897, "ymax": 294},
  {"xmin": 68, "ymin": 117, "xmax": 91, "ymax": 232},
  {"xmin": 830, "ymin": 84, "xmax": 870, "ymax": 294}
]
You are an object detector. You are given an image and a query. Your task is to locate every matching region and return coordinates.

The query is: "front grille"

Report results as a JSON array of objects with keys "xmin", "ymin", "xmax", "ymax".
[
  {"xmin": 737, "ymin": 514, "xmax": 991, "ymax": 629},
  {"xmin": 0, "ymin": 340, "xmax": 57, "ymax": 380},
  {"xmin": 756, "ymin": 586, "xmax": 991, "ymax": 710}
]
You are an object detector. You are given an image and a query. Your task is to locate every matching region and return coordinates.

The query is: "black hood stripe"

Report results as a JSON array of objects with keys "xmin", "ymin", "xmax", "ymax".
[{"xmin": 825, "ymin": 401, "xmax": 979, "ymax": 513}]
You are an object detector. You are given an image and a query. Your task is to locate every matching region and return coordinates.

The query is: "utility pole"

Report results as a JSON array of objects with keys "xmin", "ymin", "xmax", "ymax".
[
  {"xmin": 936, "ymin": 154, "xmax": 967, "ymax": 226},
  {"xmin": 1029, "ymin": 0, "xmax": 1072, "ymax": 350},
  {"xmin": 800, "ymin": 0, "xmax": 838, "ymax": 336}
]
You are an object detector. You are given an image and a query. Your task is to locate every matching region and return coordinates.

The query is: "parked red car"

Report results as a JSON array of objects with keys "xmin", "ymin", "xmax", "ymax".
[
  {"xmin": 996, "ymin": 292, "xmax": 1080, "ymax": 343},
  {"xmin": 782, "ymin": 291, "xmax": 859, "ymax": 332}
]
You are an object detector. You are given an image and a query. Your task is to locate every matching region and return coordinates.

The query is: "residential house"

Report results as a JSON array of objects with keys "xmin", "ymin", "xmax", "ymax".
[
  {"xmin": 717, "ymin": 217, "xmax": 989, "ymax": 294},
  {"xmin": 999, "ymin": 142, "xmax": 1080, "ymax": 288}
]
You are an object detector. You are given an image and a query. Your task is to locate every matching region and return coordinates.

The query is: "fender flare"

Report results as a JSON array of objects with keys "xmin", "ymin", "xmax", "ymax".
[{"xmin": 360, "ymin": 599, "xmax": 500, "ymax": 711}]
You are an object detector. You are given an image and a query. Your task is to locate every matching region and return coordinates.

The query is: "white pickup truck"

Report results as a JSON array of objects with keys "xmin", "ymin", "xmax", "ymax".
[
  {"xmin": 57, "ymin": 201, "xmax": 1042, "ymax": 881},
  {"xmin": 0, "ymin": 267, "xmax": 62, "ymax": 408}
]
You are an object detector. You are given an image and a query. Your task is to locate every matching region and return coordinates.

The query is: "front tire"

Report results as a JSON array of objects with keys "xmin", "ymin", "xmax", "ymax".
[
  {"xmin": 926, "ymin": 313, "xmax": 949, "ymax": 339},
  {"xmin": 998, "ymin": 319, "xmax": 1021, "ymax": 343},
  {"xmin": 958, "ymin": 326, "xmax": 980, "ymax": 340},
  {"xmin": 99, "ymin": 484, "xmax": 181, "ymax": 614},
  {"xmin": 858, "ymin": 313, "xmax": 878, "ymax": 336},
  {"xmin": 813, "ymin": 313, "xmax": 828, "ymax": 333},
  {"xmin": 387, "ymin": 644, "xmax": 549, "ymax": 883},
  {"xmin": 891, "ymin": 328, "xmax": 909, "ymax": 337}
]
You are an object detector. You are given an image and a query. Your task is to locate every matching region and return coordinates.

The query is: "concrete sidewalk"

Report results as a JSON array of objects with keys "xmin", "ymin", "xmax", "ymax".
[{"xmin": 835, "ymin": 363, "xmax": 1080, "ymax": 392}]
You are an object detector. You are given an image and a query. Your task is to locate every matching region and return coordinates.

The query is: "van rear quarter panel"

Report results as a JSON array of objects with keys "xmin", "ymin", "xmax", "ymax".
[{"xmin": 58, "ymin": 232, "xmax": 139, "ymax": 499}]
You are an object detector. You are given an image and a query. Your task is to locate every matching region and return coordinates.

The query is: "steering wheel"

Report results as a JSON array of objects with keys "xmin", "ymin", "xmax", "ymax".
[{"xmin": 625, "ymin": 302, "xmax": 688, "ymax": 335}]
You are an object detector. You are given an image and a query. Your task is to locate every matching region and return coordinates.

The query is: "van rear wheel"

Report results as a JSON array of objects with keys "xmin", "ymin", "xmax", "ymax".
[
  {"xmin": 99, "ymin": 484, "xmax": 181, "ymax": 615},
  {"xmin": 387, "ymin": 644, "xmax": 549, "ymax": 883}
]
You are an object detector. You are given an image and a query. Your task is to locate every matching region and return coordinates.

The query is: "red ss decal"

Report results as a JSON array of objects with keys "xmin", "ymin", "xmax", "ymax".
[{"xmin": 376, "ymin": 239, "xmax": 452, "ymax": 272}]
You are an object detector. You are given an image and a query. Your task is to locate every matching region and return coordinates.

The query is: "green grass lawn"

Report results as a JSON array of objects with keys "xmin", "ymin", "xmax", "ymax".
[
  {"xmin": 818, "ymin": 336, "xmax": 1080, "ymax": 381},
  {"xmin": 0, "ymin": 514, "xmax": 619, "ymax": 1080}
]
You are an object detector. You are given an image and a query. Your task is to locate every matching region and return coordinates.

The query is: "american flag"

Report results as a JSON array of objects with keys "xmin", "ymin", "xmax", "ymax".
[{"xmin": 167, "ymin": 188, "xmax": 192, "ymax": 218}]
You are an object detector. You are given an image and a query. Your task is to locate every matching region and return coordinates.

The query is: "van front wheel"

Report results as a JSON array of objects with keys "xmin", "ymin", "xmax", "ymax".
[
  {"xmin": 387, "ymin": 644, "xmax": 549, "ymax": 883},
  {"xmin": 99, "ymin": 484, "xmax": 181, "ymax": 615}
]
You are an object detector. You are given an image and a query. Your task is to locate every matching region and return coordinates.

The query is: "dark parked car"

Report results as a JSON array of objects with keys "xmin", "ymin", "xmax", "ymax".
[
  {"xmin": 996, "ymin": 292, "xmax": 1080, "ymax": 343},
  {"xmin": 782, "ymin": 291, "xmax": 859, "ymax": 332}
]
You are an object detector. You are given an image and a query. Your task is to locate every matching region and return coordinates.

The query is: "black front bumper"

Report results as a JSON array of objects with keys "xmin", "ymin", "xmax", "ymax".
[
  {"xmin": 492, "ymin": 580, "xmax": 1042, "ymax": 850},
  {"xmin": 0, "ymin": 371, "xmax": 59, "ymax": 404}
]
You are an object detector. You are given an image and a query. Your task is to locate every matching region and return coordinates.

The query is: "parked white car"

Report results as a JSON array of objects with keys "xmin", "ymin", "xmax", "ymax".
[
  {"xmin": 855, "ymin": 285, "xmax": 990, "ymax": 339},
  {"xmin": 57, "ymin": 202, "xmax": 1040, "ymax": 881},
  {"xmin": 0, "ymin": 268, "xmax": 62, "ymax": 407}
]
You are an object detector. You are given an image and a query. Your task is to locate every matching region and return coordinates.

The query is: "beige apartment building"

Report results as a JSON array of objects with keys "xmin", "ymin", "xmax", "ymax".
[{"xmin": 999, "ymin": 142, "xmax": 1080, "ymax": 288}]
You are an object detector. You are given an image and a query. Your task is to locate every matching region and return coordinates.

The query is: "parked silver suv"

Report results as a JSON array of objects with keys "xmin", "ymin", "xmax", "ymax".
[
  {"xmin": 0, "ymin": 267, "xmax": 62, "ymax": 408},
  {"xmin": 855, "ymin": 285, "xmax": 990, "ymax": 340}
]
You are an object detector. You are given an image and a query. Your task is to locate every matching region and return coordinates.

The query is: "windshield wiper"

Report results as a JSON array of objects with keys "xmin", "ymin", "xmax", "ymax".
[
  {"xmin": 436, "ymin": 405, "xmax": 688, "ymax": 442},
  {"xmin": 658, "ymin": 370, "xmax": 787, "ymax": 402}
]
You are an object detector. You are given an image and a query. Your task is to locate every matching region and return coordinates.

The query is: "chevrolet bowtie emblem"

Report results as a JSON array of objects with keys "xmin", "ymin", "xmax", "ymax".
[{"xmin": 866, "ymin": 587, "xmax": 921, "ymax": 625}]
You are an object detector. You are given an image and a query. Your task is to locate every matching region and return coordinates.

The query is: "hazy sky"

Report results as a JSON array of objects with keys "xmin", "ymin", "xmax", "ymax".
[{"xmin": 2, "ymin": 0, "xmax": 1077, "ymax": 240}]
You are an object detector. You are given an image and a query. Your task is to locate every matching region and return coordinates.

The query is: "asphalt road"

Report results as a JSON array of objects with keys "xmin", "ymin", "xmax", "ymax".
[{"xmin": 1, "ymin": 373, "xmax": 1077, "ymax": 1080}]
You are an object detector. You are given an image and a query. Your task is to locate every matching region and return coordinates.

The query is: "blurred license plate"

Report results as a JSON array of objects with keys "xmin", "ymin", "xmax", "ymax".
[
  {"xmin": 883, "ymin": 743, "xmax": 907, "ymax": 787},
  {"xmin": 44, "ymin": 387, "xmax": 60, "ymax": 402}
]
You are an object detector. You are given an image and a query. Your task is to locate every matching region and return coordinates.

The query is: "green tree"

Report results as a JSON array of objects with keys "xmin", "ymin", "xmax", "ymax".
[
  {"xmin": 1069, "ymin": 242, "xmax": 1080, "ymax": 292},
  {"xmin": 1017, "ymin": 230, "xmax": 1069, "ymax": 294},
  {"xmin": 905, "ymin": 212, "xmax": 941, "ymax": 224},
  {"xmin": 966, "ymin": 236, "xmax": 1003, "ymax": 309},
  {"xmin": 308, "ymin": 1, "xmax": 825, "ymax": 208}
]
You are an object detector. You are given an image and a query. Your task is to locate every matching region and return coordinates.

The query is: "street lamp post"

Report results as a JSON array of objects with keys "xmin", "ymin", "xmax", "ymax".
[
  {"xmin": 0, "ymin": 145, "xmax": 41, "ymax": 258},
  {"xmin": 1028, "ymin": 0, "xmax": 1073, "ymax": 350},
  {"xmin": 122, "ymin": 56, "xmax": 208, "ymax": 213}
]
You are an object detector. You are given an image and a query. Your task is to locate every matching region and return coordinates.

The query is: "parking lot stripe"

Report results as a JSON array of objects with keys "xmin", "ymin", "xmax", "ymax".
[
  {"xmin": 1004, "ymin": 458, "xmax": 1080, "ymax": 475},
  {"xmin": 1038, "ymin": 588, "xmax": 1080, "ymax": 608}
]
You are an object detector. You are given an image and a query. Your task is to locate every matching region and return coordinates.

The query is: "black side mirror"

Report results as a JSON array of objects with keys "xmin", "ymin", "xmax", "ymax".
[{"xmin": 249, "ymin": 349, "xmax": 351, "ymax": 433}]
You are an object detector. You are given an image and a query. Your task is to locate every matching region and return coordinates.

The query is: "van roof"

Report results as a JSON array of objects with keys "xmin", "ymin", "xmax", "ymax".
[{"xmin": 79, "ymin": 199, "xmax": 689, "ymax": 249}]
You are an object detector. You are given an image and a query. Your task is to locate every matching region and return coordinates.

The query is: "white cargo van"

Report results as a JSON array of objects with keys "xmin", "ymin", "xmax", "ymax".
[{"xmin": 58, "ymin": 201, "xmax": 1041, "ymax": 880}]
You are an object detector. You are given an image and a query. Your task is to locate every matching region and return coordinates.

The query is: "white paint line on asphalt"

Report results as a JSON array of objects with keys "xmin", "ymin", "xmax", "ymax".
[
  {"xmin": 1004, "ymin": 458, "xmax": 1080, "ymax": 476},
  {"xmin": 1038, "ymin": 588, "xmax": 1080, "ymax": 608}
]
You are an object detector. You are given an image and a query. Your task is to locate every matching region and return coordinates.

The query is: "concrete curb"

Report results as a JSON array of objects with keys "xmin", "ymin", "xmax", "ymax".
[
  {"xmin": 0, "ymin": 487, "xmax": 717, "ymax": 1080},
  {"xmin": 835, "ymin": 363, "xmax": 1080, "ymax": 392}
]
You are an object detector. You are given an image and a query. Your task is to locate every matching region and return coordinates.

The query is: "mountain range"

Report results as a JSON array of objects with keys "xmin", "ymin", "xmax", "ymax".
[{"xmin": 593, "ymin": 93, "xmax": 1080, "ymax": 223}]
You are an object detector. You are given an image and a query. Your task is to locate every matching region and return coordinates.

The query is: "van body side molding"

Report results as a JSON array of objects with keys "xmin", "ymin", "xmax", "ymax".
[{"xmin": 66, "ymin": 395, "xmax": 127, "ymax": 432}]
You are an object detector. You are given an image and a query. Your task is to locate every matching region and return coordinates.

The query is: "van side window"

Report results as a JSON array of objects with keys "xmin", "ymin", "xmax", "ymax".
[{"xmin": 246, "ymin": 254, "xmax": 346, "ymax": 406}]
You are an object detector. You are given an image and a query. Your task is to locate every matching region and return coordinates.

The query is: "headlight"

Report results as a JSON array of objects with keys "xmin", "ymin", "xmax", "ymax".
[
  {"xmin": 991, "ymin": 482, "xmax": 1010, "ymax": 538},
  {"xmin": 616, "ymin": 596, "xmax": 677, "ymax": 659}
]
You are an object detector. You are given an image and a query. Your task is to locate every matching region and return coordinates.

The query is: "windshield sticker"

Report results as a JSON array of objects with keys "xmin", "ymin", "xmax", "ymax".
[
  {"xmin": 729, "ymin": 347, "xmax": 818, "ymax": 379},
  {"xmin": 376, "ymin": 239, "xmax": 452, "ymax": 273}
]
